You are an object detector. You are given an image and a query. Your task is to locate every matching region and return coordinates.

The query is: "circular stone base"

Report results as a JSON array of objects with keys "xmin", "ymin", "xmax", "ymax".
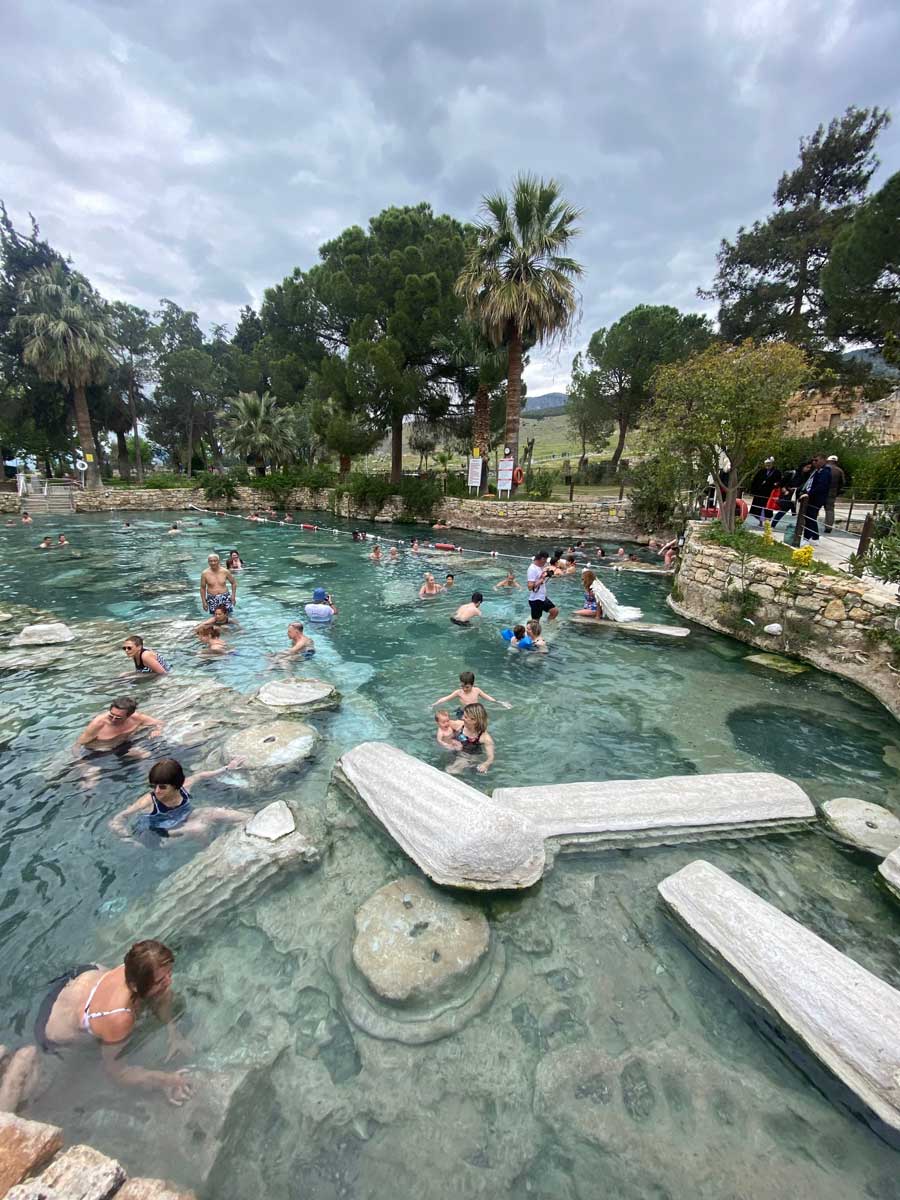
[
  {"xmin": 222, "ymin": 720, "xmax": 318, "ymax": 769},
  {"xmin": 821, "ymin": 797, "xmax": 900, "ymax": 858},
  {"xmin": 256, "ymin": 679, "xmax": 340, "ymax": 714},
  {"xmin": 332, "ymin": 876, "xmax": 505, "ymax": 1044}
]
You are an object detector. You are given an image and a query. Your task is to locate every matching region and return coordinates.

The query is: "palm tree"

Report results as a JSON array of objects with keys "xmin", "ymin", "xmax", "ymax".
[
  {"xmin": 220, "ymin": 391, "xmax": 302, "ymax": 475},
  {"xmin": 13, "ymin": 263, "xmax": 113, "ymax": 489},
  {"xmin": 455, "ymin": 174, "xmax": 583, "ymax": 473},
  {"xmin": 436, "ymin": 321, "xmax": 507, "ymax": 490}
]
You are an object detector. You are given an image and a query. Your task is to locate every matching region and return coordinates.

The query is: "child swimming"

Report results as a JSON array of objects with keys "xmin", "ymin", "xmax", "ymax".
[
  {"xmin": 431, "ymin": 670, "xmax": 510, "ymax": 711},
  {"xmin": 434, "ymin": 709, "xmax": 460, "ymax": 751},
  {"xmin": 500, "ymin": 624, "xmax": 533, "ymax": 649},
  {"xmin": 109, "ymin": 757, "xmax": 249, "ymax": 841},
  {"xmin": 525, "ymin": 619, "xmax": 548, "ymax": 651},
  {"xmin": 445, "ymin": 704, "xmax": 495, "ymax": 775}
]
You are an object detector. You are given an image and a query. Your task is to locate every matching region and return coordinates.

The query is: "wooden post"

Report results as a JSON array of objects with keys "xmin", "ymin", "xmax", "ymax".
[
  {"xmin": 618, "ymin": 479, "xmax": 625, "ymax": 502},
  {"xmin": 568, "ymin": 477, "xmax": 575, "ymax": 503},
  {"xmin": 844, "ymin": 491, "xmax": 854, "ymax": 531},
  {"xmin": 856, "ymin": 512, "xmax": 875, "ymax": 561},
  {"xmin": 791, "ymin": 495, "xmax": 809, "ymax": 547}
]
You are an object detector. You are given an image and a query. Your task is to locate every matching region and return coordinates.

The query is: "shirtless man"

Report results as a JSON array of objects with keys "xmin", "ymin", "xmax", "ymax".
[
  {"xmin": 450, "ymin": 592, "xmax": 483, "ymax": 626},
  {"xmin": 200, "ymin": 553, "xmax": 237, "ymax": 616},
  {"xmin": 166, "ymin": 522, "xmax": 181, "ymax": 535},
  {"xmin": 74, "ymin": 697, "xmax": 163, "ymax": 758}
]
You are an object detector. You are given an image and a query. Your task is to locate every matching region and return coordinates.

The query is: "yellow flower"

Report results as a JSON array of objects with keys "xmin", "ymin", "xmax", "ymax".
[
  {"xmin": 762, "ymin": 520, "xmax": 773, "ymax": 546},
  {"xmin": 791, "ymin": 545, "xmax": 814, "ymax": 568}
]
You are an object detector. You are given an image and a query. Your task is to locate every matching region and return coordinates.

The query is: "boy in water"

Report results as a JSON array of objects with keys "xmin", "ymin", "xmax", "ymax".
[
  {"xmin": 450, "ymin": 592, "xmax": 483, "ymax": 626},
  {"xmin": 445, "ymin": 573, "xmax": 455, "ymax": 589},
  {"xmin": 445, "ymin": 704, "xmax": 495, "ymax": 776},
  {"xmin": 431, "ymin": 670, "xmax": 510, "ymax": 712},
  {"xmin": 500, "ymin": 624, "xmax": 533, "ymax": 649},
  {"xmin": 109, "ymin": 757, "xmax": 249, "ymax": 841}
]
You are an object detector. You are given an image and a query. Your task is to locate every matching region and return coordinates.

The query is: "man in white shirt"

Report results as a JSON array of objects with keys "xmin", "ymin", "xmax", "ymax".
[
  {"xmin": 526, "ymin": 550, "xmax": 559, "ymax": 621},
  {"xmin": 304, "ymin": 586, "xmax": 337, "ymax": 623}
]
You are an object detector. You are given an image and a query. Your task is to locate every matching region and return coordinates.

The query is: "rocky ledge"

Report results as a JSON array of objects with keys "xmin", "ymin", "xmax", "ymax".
[
  {"xmin": 658, "ymin": 859, "xmax": 900, "ymax": 1141},
  {"xmin": 878, "ymin": 848, "xmax": 900, "ymax": 903},
  {"xmin": 821, "ymin": 797, "xmax": 900, "ymax": 859},
  {"xmin": 255, "ymin": 678, "xmax": 340, "ymax": 714}
]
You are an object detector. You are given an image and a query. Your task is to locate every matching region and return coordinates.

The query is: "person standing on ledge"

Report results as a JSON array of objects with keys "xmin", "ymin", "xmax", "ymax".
[
  {"xmin": 527, "ymin": 550, "xmax": 559, "ymax": 622},
  {"xmin": 824, "ymin": 454, "xmax": 846, "ymax": 533},
  {"xmin": 200, "ymin": 552, "xmax": 237, "ymax": 616}
]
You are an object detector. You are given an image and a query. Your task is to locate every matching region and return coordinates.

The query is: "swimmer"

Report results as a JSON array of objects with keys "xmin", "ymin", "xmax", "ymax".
[
  {"xmin": 121, "ymin": 635, "xmax": 170, "ymax": 676},
  {"xmin": 0, "ymin": 940, "xmax": 193, "ymax": 1113},
  {"xmin": 370, "ymin": 545, "xmax": 382, "ymax": 562},
  {"xmin": 411, "ymin": 539, "xmax": 420, "ymax": 552},
  {"xmin": 197, "ymin": 624, "xmax": 229, "ymax": 654},
  {"xmin": 445, "ymin": 704, "xmax": 495, "ymax": 775},
  {"xmin": 419, "ymin": 572, "xmax": 443, "ymax": 599},
  {"xmin": 445, "ymin": 573, "xmax": 455, "ymax": 589},
  {"xmin": 109, "ymin": 756, "xmax": 249, "ymax": 841},
  {"xmin": 500, "ymin": 624, "xmax": 533, "ymax": 649},
  {"xmin": 38, "ymin": 536, "xmax": 53, "ymax": 550},
  {"xmin": 283, "ymin": 512, "xmax": 294, "ymax": 523},
  {"xmin": 122, "ymin": 521, "xmax": 132, "ymax": 528},
  {"xmin": 166, "ymin": 523, "xmax": 181, "ymax": 535},
  {"xmin": 573, "ymin": 570, "xmax": 602, "ymax": 619},
  {"xmin": 526, "ymin": 619, "xmax": 548, "ymax": 651},
  {"xmin": 616, "ymin": 547, "xmax": 626, "ymax": 559},
  {"xmin": 389, "ymin": 546, "xmax": 399, "ymax": 561},
  {"xmin": 494, "ymin": 569, "xmax": 521, "ymax": 590},
  {"xmin": 431, "ymin": 670, "xmax": 510, "ymax": 710},
  {"xmin": 434, "ymin": 709, "xmax": 461, "ymax": 752},
  {"xmin": 200, "ymin": 552, "xmax": 237, "ymax": 616},
  {"xmin": 195, "ymin": 608, "xmax": 240, "ymax": 636},
  {"xmin": 74, "ymin": 697, "xmax": 163, "ymax": 758},
  {"xmin": 450, "ymin": 592, "xmax": 483, "ymax": 626},
  {"xmin": 595, "ymin": 547, "xmax": 606, "ymax": 559},
  {"xmin": 562, "ymin": 555, "xmax": 578, "ymax": 574},
  {"xmin": 628, "ymin": 553, "xmax": 639, "ymax": 562},
  {"xmin": 57, "ymin": 534, "xmax": 69, "ymax": 547},
  {"xmin": 286, "ymin": 621, "xmax": 315, "ymax": 655},
  {"xmin": 432, "ymin": 520, "xmax": 449, "ymax": 531},
  {"xmin": 5, "ymin": 518, "xmax": 15, "ymax": 526},
  {"xmin": 21, "ymin": 512, "xmax": 32, "ymax": 524},
  {"xmin": 305, "ymin": 587, "xmax": 337, "ymax": 623},
  {"xmin": 225, "ymin": 549, "xmax": 244, "ymax": 570}
]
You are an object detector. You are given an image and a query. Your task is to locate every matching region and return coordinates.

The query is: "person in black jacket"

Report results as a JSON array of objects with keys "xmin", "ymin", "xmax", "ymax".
[
  {"xmin": 797, "ymin": 454, "xmax": 832, "ymax": 542},
  {"xmin": 748, "ymin": 457, "xmax": 782, "ymax": 526}
]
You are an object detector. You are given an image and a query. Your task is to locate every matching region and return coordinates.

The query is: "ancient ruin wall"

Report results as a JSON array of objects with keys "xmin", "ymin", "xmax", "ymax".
[{"xmin": 670, "ymin": 523, "xmax": 900, "ymax": 720}]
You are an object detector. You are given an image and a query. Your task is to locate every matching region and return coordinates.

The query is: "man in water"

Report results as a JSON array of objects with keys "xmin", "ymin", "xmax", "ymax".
[
  {"xmin": 74, "ymin": 697, "xmax": 163, "ymax": 758},
  {"xmin": 526, "ymin": 550, "xmax": 559, "ymax": 622},
  {"xmin": 304, "ymin": 587, "xmax": 337, "ymax": 623},
  {"xmin": 21, "ymin": 512, "xmax": 32, "ymax": 524},
  {"xmin": 445, "ymin": 573, "xmax": 455, "ymax": 589},
  {"xmin": 450, "ymin": 592, "xmax": 483, "ymax": 626},
  {"xmin": 166, "ymin": 522, "xmax": 181, "ymax": 535},
  {"xmin": 199, "ymin": 553, "xmax": 237, "ymax": 616},
  {"xmin": 37, "ymin": 536, "xmax": 53, "ymax": 550},
  {"xmin": 57, "ymin": 534, "xmax": 69, "ymax": 547}
]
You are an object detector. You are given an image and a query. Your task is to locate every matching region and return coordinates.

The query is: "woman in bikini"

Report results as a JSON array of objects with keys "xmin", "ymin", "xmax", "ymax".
[
  {"xmin": 573, "ymin": 570, "xmax": 603, "ymax": 620},
  {"xmin": 0, "ymin": 941, "xmax": 192, "ymax": 1113},
  {"xmin": 122, "ymin": 635, "xmax": 170, "ymax": 676},
  {"xmin": 418, "ymin": 572, "xmax": 442, "ymax": 599},
  {"xmin": 445, "ymin": 703, "xmax": 495, "ymax": 776}
]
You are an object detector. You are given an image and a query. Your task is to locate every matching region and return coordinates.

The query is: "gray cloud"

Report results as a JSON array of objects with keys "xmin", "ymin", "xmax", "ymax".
[{"xmin": 2, "ymin": 0, "xmax": 898, "ymax": 392}]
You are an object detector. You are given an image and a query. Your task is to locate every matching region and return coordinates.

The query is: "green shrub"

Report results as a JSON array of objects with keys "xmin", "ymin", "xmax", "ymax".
[
  {"xmin": 198, "ymin": 473, "xmax": 238, "ymax": 502},
  {"xmin": 143, "ymin": 473, "xmax": 197, "ymax": 490},
  {"xmin": 864, "ymin": 626, "xmax": 900, "ymax": 666},
  {"xmin": 524, "ymin": 467, "xmax": 557, "ymax": 500},
  {"xmin": 718, "ymin": 587, "xmax": 762, "ymax": 630},
  {"xmin": 399, "ymin": 475, "xmax": 443, "ymax": 518},
  {"xmin": 344, "ymin": 473, "xmax": 395, "ymax": 512},
  {"xmin": 443, "ymin": 472, "xmax": 470, "ymax": 499}
]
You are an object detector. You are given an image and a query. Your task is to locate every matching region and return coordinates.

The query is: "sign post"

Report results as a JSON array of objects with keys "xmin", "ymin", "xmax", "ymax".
[
  {"xmin": 467, "ymin": 454, "xmax": 482, "ymax": 495},
  {"xmin": 75, "ymin": 457, "xmax": 88, "ymax": 489},
  {"xmin": 497, "ymin": 456, "xmax": 515, "ymax": 499}
]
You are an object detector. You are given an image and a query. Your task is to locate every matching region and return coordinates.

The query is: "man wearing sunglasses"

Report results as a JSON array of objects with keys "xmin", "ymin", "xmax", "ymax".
[{"xmin": 74, "ymin": 696, "xmax": 164, "ymax": 758}]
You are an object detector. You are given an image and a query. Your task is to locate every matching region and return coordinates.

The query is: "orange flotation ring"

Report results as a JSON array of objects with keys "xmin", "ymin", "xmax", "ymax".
[
  {"xmin": 512, "ymin": 466, "xmax": 525, "ymax": 485},
  {"xmin": 434, "ymin": 542, "xmax": 457, "ymax": 551},
  {"xmin": 300, "ymin": 523, "xmax": 317, "ymax": 530},
  {"xmin": 735, "ymin": 498, "xmax": 749, "ymax": 520}
]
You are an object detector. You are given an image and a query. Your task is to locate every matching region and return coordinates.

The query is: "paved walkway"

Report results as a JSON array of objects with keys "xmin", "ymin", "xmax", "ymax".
[{"xmin": 743, "ymin": 519, "xmax": 898, "ymax": 603}]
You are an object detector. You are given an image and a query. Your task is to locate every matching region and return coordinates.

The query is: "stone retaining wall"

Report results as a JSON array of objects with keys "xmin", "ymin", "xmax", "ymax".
[
  {"xmin": 66, "ymin": 485, "xmax": 641, "ymax": 539},
  {"xmin": 0, "ymin": 494, "xmax": 20, "ymax": 513},
  {"xmin": 671, "ymin": 522, "xmax": 900, "ymax": 719}
]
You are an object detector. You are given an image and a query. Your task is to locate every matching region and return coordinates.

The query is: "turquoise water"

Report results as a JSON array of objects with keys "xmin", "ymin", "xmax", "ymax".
[{"xmin": 1, "ymin": 510, "xmax": 899, "ymax": 1197}]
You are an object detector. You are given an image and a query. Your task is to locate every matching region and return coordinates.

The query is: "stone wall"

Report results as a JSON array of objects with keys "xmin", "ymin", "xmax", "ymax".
[
  {"xmin": 786, "ymin": 385, "xmax": 900, "ymax": 444},
  {"xmin": 671, "ymin": 522, "xmax": 900, "ymax": 719},
  {"xmin": 0, "ymin": 493, "xmax": 19, "ymax": 513},
  {"xmin": 66, "ymin": 484, "xmax": 641, "ymax": 539}
]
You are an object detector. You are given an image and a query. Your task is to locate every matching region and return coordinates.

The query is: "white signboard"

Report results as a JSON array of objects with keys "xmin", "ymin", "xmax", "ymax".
[
  {"xmin": 467, "ymin": 457, "xmax": 482, "ymax": 488},
  {"xmin": 497, "ymin": 457, "xmax": 515, "ymax": 494}
]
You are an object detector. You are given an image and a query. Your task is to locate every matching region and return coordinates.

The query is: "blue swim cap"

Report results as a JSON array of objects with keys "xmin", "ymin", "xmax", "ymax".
[
  {"xmin": 312, "ymin": 587, "xmax": 328, "ymax": 602},
  {"xmin": 500, "ymin": 628, "xmax": 514, "ymax": 641}
]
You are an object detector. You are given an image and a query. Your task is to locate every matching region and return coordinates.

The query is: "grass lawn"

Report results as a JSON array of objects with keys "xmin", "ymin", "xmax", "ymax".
[{"xmin": 702, "ymin": 523, "xmax": 840, "ymax": 575}]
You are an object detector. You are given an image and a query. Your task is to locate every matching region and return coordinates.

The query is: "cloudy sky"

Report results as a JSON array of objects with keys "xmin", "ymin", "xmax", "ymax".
[{"xmin": 3, "ymin": 0, "xmax": 899, "ymax": 393}]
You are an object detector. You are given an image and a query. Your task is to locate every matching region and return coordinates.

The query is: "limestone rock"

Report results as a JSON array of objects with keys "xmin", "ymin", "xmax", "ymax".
[
  {"xmin": 117, "ymin": 1181, "xmax": 198, "ymax": 1200},
  {"xmin": 763, "ymin": 622, "xmax": 783, "ymax": 635},
  {"xmin": 352, "ymin": 876, "xmax": 490, "ymax": 1004},
  {"xmin": 879, "ymin": 848, "xmax": 900, "ymax": 902},
  {"xmin": 333, "ymin": 877, "xmax": 505, "ymax": 1044},
  {"xmin": 0, "ymin": 1113, "xmax": 62, "ymax": 1194},
  {"xmin": 492, "ymin": 772, "xmax": 815, "ymax": 852},
  {"xmin": 221, "ymin": 720, "xmax": 318, "ymax": 770},
  {"xmin": 111, "ymin": 820, "xmax": 320, "ymax": 945},
  {"xmin": 333, "ymin": 741, "xmax": 545, "ymax": 890},
  {"xmin": 743, "ymin": 652, "xmax": 809, "ymax": 675},
  {"xmin": 0, "ymin": 647, "xmax": 69, "ymax": 671},
  {"xmin": 822, "ymin": 597, "xmax": 848, "ymax": 621},
  {"xmin": 658, "ymin": 859, "xmax": 900, "ymax": 1139},
  {"xmin": 245, "ymin": 800, "xmax": 295, "ymax": 841},
  {"xmin": 255, "ymin": 678, "xmax": 340, "ymax": 713},
  {"xmin": 821, "ymin": 797, "xmax": 900, "ymax": 858},
  {"xmin": 9, "ymin": 623, "xmax": 74, "ymax": 647},
  {"xmin": 10, "ymin": 1144, "xmax": 125, "ymax": 1199}
]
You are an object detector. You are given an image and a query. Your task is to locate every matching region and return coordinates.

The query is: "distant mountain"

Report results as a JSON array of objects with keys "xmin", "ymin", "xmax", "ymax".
[
  {"xmin": 842, "ymin": 348, "xmax": 900, "ymax": 379},
  {"xmin": 523, "ymin": 391, "xmax": 568, "ymax": 413}
]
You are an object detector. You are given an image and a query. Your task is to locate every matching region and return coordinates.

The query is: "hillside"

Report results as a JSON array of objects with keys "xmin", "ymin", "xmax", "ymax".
[{"xmin": 523, "ymin": 390, "xmax": 568, "ymax": 413}]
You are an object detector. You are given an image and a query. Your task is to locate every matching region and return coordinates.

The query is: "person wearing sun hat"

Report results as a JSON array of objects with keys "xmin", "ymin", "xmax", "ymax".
[
  {"xmin": 304, "ymin": 586, "xmax": 337, "ymax": 623},
  {"xmin": 824, "ymin": 454, "xmax": 846, "ymax": 533}
]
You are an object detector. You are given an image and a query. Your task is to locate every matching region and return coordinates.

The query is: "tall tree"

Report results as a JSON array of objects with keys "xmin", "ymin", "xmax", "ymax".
[
  {"xmin": 821, "ymin": 169, "xmax": 900, "ymax": 364},
  {"xmin": 435, "ymin": 320, "xmax": 507, "ymax": 490},
  {"xmin": 456, "ymin": 174, "xmax": 583, "ymax": 473},
  {"xmin": 13, "ymin": 263, "xmax": 113, "ymax": 489},
  {"xmin": 648, "ymin": 340, "xmax": 809, "ymax": 531},
  {"xmin": 567, "ymin": 351, "xmax": 614, "ymax": 468},
  {"xmin": 701, "ymin": 106, "xmax": 891, "ymax": 356},
  {"xmin": 108, "ymin": 301, "xmax": 153, "ymax": 482},
  {"xmin": 586, "ymin": 305, "xmax": 714, "ymax": 467},
  {"xmin": 220, "ymin": 391, "xmax": 303, "ymax": 475}
]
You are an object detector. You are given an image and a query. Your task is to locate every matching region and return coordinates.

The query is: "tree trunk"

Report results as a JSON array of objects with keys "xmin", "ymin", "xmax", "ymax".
[
  {"xmin": 127, "ymin": 364, "xmax": 144, "ymax": 484},
  {"xmin": 390, "ymin": 418, "xmax": 403, "ymax": 486},
  {"xmin": 473, "ymin": 382, "xmax": 491, "ymax": 493},
  {"xmin": 610, "ymin": 417, "xmax": 628, "ymax": 469},
  {"xmin": 505, "ymin": 329, "xmax": 523, "ymax": 482},
  {"xmin": 186, "ymin": 403, "xmax": 195, "ymax": 479},
  {"xmin": 255, "ymin": 459, "xmax": 266, "ymax": 478},
  {"xmin": 116, "ymin": 430, "xmax": 131, "ymax": 480},
  {"xmin": 72, "ymin": 385, "xmax": 101, "ymax": 489},
  {"xmin": 716, "ymin": 473, "xmax": 740, "ymax": 533},
  {"xmin": 339, "ymin": 453, "xmax": 351, "ymax": 478}
]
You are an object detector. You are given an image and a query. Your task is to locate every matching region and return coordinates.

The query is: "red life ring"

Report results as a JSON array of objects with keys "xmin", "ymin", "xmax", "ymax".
[
  {"xmin": 300, "ymin": 523, "xmax": 317, "ymax": 530},
  {"xmin": 434, "ymin": 542, "xmax": 457, "ymax": 551},
  {"xmin": 735, "ymin": 498, "xmax": 749, "ymax": 520},
  {"xmin": 512, "ymin": 466, "xmax": 525, "ymax": 485}
]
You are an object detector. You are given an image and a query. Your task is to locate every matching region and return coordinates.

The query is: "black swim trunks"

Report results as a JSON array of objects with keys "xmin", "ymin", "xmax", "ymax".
[
  {"xmin": 529, "ymin": 597, "xmax": 556, "ymax": 620},
  {"xmin": 450, "ymin": 617, "xmax": 470, "ymax": 627}
]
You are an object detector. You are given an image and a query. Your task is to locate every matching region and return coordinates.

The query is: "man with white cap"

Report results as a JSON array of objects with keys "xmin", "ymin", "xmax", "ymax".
[
  {"xmin": 748, "ymin": 457, "xmax": 781, "ymax": 526},
  {"xmin": 824, "ymin": 454, "xmax": 846, "ymax": 533}
]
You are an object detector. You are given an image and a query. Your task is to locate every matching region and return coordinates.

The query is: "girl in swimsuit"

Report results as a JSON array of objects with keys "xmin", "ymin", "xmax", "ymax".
[
  {"xmin": 573, "ymin": 570, "xmax": 602, "ymax": 620},
  {"xmin": 122, "ymin": 635, "xmax": 170, "ymax": 675},
  {"xmin": 109, "ymin": 757, "xmax": 250, "ymax": 841},
  {"xmin": 0, "ymin": 941, "xmax": 192, "ymax": 1112},
  {"xmin": 446, "ymin": 704, "xmax": 495, "ymax": 776},
  {"xmin": 226, "ymin": 550, "xmax": 244, "ymax": 570}
]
